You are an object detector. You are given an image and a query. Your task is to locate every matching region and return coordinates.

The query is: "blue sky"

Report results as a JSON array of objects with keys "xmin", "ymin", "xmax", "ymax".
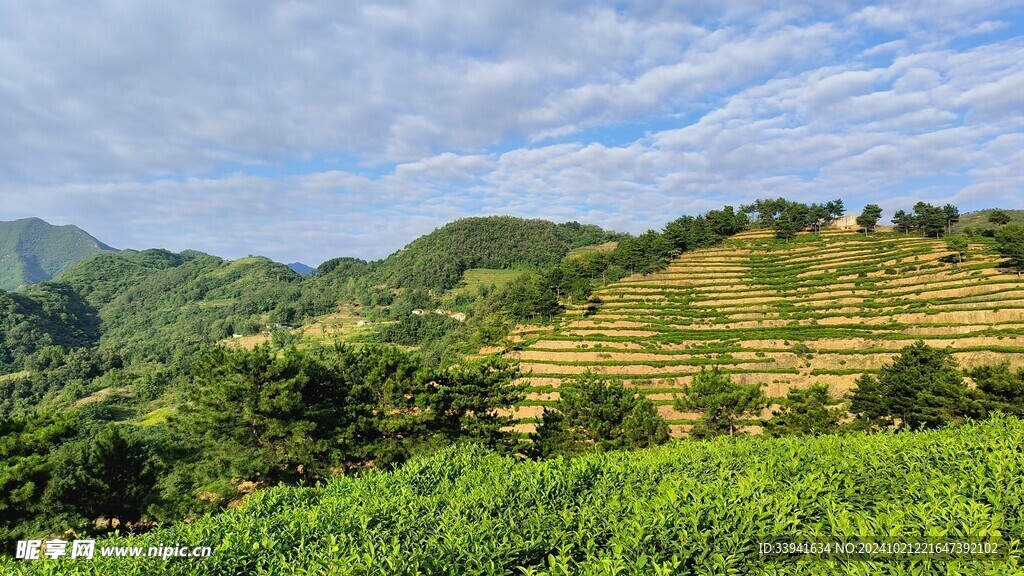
[{"xmin": 2, "ymin": 1, "xmax": 1022, "ymax": 265}]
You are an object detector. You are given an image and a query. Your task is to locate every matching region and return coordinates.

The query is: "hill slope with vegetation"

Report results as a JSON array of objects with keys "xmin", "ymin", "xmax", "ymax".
[
  {"xmin": 0, "ymin": 218, "xmax": 116, "ymax": 291},
  {"xmin": 315, "ymin": 216, "xmax": 628, "ymax": 292},
  {"xmin": 510, "ymin": 228, "xmax": 1024, "ymax": 434}
]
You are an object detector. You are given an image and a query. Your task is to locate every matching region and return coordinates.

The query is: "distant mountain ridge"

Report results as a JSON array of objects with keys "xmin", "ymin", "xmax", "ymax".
[
  {"xmin": 287, "ymin": 262, "xmax": 314, "ymax": 276},
  {"xmin": 0, "ymin": 217, "xmax": 117, "ymax": 291}
]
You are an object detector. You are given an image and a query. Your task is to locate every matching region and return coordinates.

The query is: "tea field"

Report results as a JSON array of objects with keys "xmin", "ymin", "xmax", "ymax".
[
  {"xmin": 509, "ymin": 230, "xmax": 1024, "ymax": 434},
  {"xmin": 5, "ymin": 417, "xmax": 1021, "ymax": 575}
]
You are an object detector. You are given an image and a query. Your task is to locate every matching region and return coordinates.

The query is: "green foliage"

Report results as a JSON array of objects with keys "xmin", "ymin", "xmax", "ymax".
[
  {"xmin": 989, "ymin": 209, "xmax": 1012, "ymax": 227},
  {"xmin": 373, "ymin": 313, "xmax": 460, "ymax": 346},
  {"xmin": 412, "ymin": 355, "xmax": 525, "ymax": 452},
  {"xmin": 9, "ymin": 417, "xmax": 1023, "ymax": 575},
  {"xmin": 674, "ymin": 367, "xmax": 767, "ymax": 438},
  {"xmin": 912, "ymin": 202, "xmax": 950, "ymax": 238},
  {"xmin": 375, "ymin": 216, "xmax": 623, "ymax": 291},
  {"xmin": 945, "ymin": 234, "xmax": 969, "ymax": 265},
  {"xmin": 68, "ymin": 253, "xmax": 309, "ymax": 363},
  {"xmin": 764, "ymin": 383, "xmax": 843, "ymax": 437},
  {"xmin": 491, "ymin": 271, "xmax": 562, "ymax": 321},
  {"xmin": 0, "ymin": 412, "xmax": 78, "ymax": 543},
  {"xmin": 970, "ymin": 363, "xmax": 1024, "ymax": 417},
  {"xmin": 43, "ymin": 425, "xmax": 161, "ymax": 527},
  {"xmin": 741, "ymin": 198, "xmax": 844, "ymax": 240},
  {"xmin": 994, "ymin": 223, "xmax": 1024, "ymax": 277},
  {"xmin": 173, "ymin": 344, "xmax": 407, "ymax": 485},
  {"xmin": 850, "ymin": 342, "xmax": 970, "ymax": 430},
  {"xmin": 0, "ymin": 217, "xmax": 116, "ymax": 291},
  {"xmin": 855, "ymin": 203, "xmax": 883, "ymax": 234},
  {"xmin": 891, "ymin": 209, "xmax": 914, "ymax": 233},
  {"xmin": 532, "ymin": 373, "xmax": 668, "ymax": 456},
  {"xmin": 0, "ymin": 283, "xmax": 99, "ymax": 373},
  {"xmin": 55, "ymin": 249, "xmax": 186, "ymax": 309},
  {"xmin": 171, "ymin": 344, "xmax": 524, "ymax": 504},
  {"xmin": 0, "ymin": 346, "xmax": 121, "ymax": 418}
]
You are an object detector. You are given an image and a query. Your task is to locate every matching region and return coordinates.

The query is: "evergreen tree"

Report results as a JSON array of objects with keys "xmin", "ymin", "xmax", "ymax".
[
  {"xmin": 674, "ymin": 367, "xmax": 766, "ymax": 438},
  {"xmin": 43, "ymin": 425, "xmax": 160, "ymax": 526},
  {"xmin": 825, "ymin": 199, "xmax": 845, "ymax": 225},
  {"xmin": 942, "ymin": 204, "xmax": 961, "ymax": 235},
  {"xmin": 892, "ymin": 209, "xmax": 914, "ymax": 234},
  {"xmin": 807, "ymin": 203, "xmax": 829, "ymax": 233},
  {"xmin": 946, "ymin": 235, "xmax": 969, "ymax": 266},
  {"xmin": 994, "ymin": 224, "xmax": 1024, "ymax": 278},
  {"xmin": 913, "ymin": 202, "xmax": 947, "ymax": 238},
  {"xmin": 532, "ymin": 373, "xmax": 669, "ymax": 455},
  {"xmin": 969, "ymin": 363, "xmax": 1024, "ymax": 417},
  {"xmin": 773, "ymin": 201, "xmax": 809, "ymax": 242},
  {"xmin": 414, "ymin": 356, "xmax": 525, "ymax": 453},
  {"xmin": 849, "ymin": 373, "xmax": 891, "ymax": 430},
  {"xmin": 528, "ymin": 409, "xmax": 581, "ymax": 459},
  {"xmin": 849, "ymin": 342, "xmax": 968, "ymax": 430},
  {"xmin": 856, "ymin": 204, "xmax": 883, "ymax": 235},
  {"xmin": 989, "ymin": 209, "xmax": 1012, "ymax": 227},
  {"xmin": 765, "ymin": 383, "xmax": 843, "ymax": 437}
]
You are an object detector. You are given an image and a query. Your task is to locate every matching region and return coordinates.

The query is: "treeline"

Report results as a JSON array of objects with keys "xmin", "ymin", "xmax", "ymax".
[
  {"xmin": 742, "ymin": 198, "xmax": 846, "ymax": 239},
  {"xmin": 528, "ymin": 341, "xmax": 1024, "ymax": 459},
  {"xmin": 891, "ymin": 202, "xmax": 961, "ymax": 237},
  {"xmin": 0, "ymin": 342, "xmax": 524, "ymax": 544},
  {"xmin": 491, "ymin": 206, "xmax": 751, "ymax": 316}
]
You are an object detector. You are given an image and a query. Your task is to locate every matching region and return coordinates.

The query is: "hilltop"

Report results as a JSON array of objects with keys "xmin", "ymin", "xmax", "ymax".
[
  {"xmin": 953, "ymin": 208, "xmax": 1024, "ymax": 234},
  {"xmin": 510, "ymin": 228, "xmax": 1024, "ymax": 434},
  {"xmin": 322, "ymin": 215, "xmax": 627, "ymax": 291},
  {"xmin": 0, "ymin": 217, "xmax": 116, "ymax": 291}
]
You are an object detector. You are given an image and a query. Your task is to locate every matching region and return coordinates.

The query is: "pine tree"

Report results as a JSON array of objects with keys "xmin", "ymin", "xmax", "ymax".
[
  {"xmin": 856, "ymin": 204, "xmax": 883, "ymax": 235},
  {"xmin": 674, "ymin": 366, "xmax": 766, "ymax": 438},
  {"xmin": 765, "ymin": 383, "xmax": 844, "ymax": 436},
  {"xmin": 994, "ymin": 224, "xmax": 1024, "ymax": 278}
]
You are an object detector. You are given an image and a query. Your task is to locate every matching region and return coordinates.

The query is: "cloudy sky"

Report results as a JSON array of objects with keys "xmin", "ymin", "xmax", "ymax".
[{"xmin": 2, "ymin": 1, "xmax": 1023, "ymax": 265}]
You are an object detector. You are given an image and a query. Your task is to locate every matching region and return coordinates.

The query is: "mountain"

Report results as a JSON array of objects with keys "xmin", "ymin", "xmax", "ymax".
[
  {"xmin": 0, "ymin": 217, "xmax": 117, "ymax": 291},
  {"xmin": 287, "ymin": 262, "xmax": 314, "ymax": 275},
  {"xmin": 510, "ymin": 228, "xmax": 1024, "ymax": 434},
  {"xmin": 54, "ymin": 251, "xmax": 313, "ymax": 363}
]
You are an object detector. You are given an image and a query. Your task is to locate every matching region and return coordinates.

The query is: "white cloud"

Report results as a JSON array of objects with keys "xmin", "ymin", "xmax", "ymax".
[{"xmin": 1, "ymin": 1, "xmax": 1022, "ymax": 264}]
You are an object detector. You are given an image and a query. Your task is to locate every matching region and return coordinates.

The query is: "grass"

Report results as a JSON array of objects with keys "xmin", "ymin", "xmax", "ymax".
[
  {"xmin": 449, "ymin": 268, "xmax": 524, "ymax": 296},
  {"xmin": 566, "ymin": 241, "xmax": 619, "ymax": 259},
  {"xmin": 137, "ymin": 406, "xmax": 174, "ymax": 427},
  {"xmin": 0, "ymin": 370, "xmax": 30, "ymax": 382}
]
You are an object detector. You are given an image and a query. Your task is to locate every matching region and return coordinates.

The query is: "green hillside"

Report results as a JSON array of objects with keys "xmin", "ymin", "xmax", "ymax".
[
  {"xmin": 510, "ymin": 228, "xmax": 1024, "ymax": 433},
  {"xmin": 0, "ymin": 218, "xmax": 117, "ymax": 291},
  {"xmin": 0, "ymin": 283, "xmax": 100, "ymax": 373},
  {"xmin": 952, "ymin": 209, "xmax": 1024, "ymax": 234},
  {"xmin": 6, "ymin": 417, "xmax": 1020, "ymax": 575},
  {"xmin": 369, "ymin": 216, "xmax": 626, "ymax": 291},
  {"xmin": 56, "ymin": 251, "xmax": 313, "ymax": 363}
]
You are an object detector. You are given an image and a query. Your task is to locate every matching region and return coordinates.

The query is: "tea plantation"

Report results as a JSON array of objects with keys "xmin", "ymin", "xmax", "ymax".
[
  {"xmin": 510, "ymin": 230, "xmax": 1024, "ymax": 434},
  {"xmin": 6, "ymin": 417, "xmax": 1022, "ymax": 575}
]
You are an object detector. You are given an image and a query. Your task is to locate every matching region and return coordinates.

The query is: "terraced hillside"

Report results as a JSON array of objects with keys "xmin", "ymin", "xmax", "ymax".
[{"xmin": 509, "ymin": 230, "xmax": 1024, "ymax": 434}]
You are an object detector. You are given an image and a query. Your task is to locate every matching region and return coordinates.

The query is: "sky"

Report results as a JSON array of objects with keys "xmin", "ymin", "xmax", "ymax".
[{"xmin": 2, "ymin": 1, "xmax": 1023, "ymax": 266}]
